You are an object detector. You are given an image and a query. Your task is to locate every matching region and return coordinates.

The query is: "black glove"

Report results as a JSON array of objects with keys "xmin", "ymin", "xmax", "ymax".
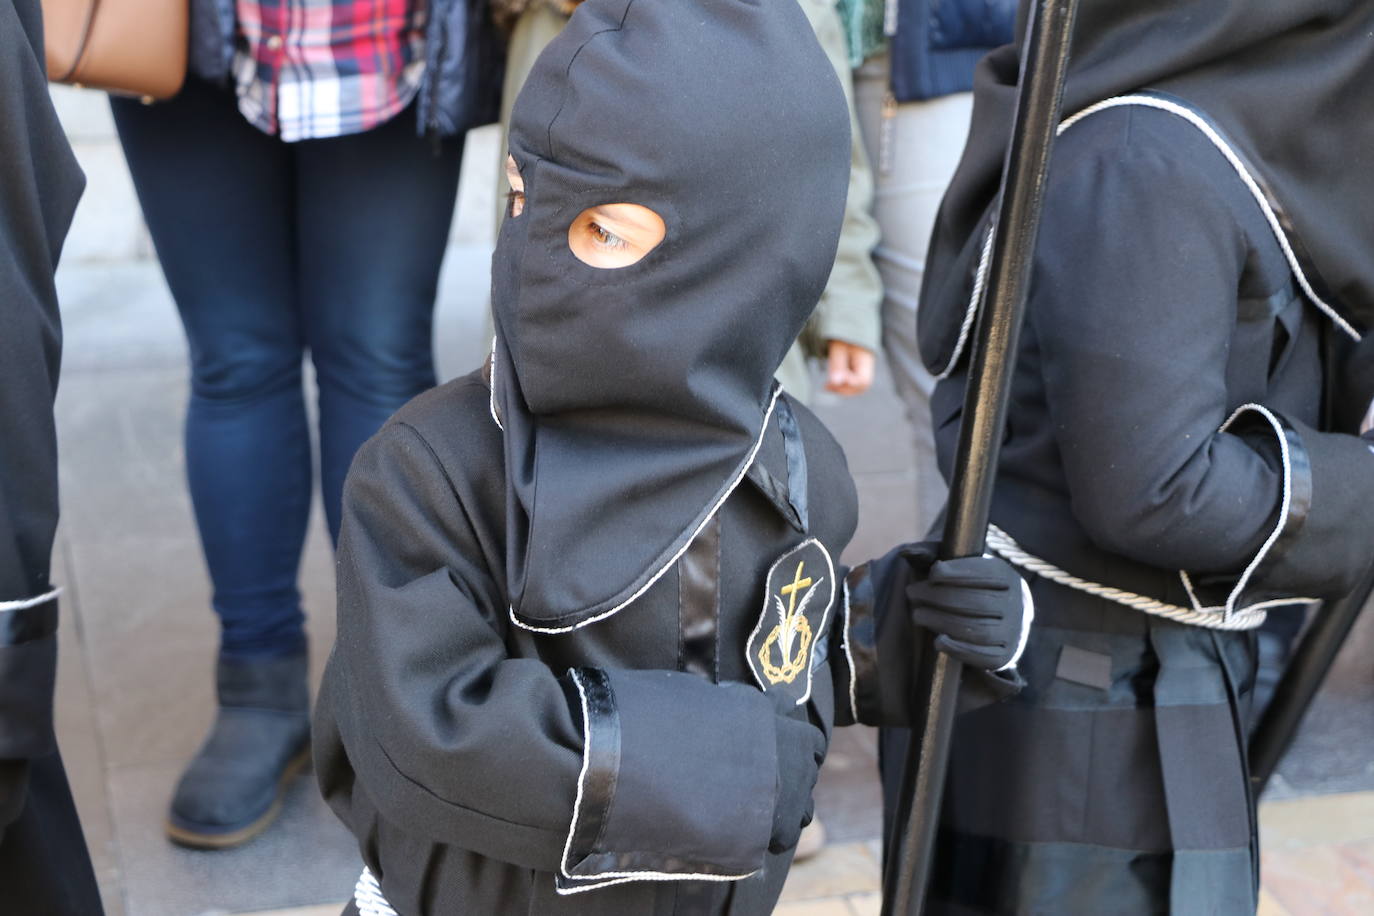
[
  {"xmin": 769, "ymin": 713, "xmax": 824, "ymax": 854},
  {"xmin": 903, "ymin": 542, "xmax": 1033, "ymax": 672}
]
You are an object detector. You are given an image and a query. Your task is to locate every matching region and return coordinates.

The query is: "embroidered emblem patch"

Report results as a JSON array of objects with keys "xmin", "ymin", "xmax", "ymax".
[{"xmin": 748, "ymin": 538, "xmax": 836, "ymax": 707}]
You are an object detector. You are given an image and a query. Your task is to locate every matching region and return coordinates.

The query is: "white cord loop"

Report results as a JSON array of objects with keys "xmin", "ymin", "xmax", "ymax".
[{"xmin": 986, "ymin": 525, "xmax": 1269, "ymax": 631}]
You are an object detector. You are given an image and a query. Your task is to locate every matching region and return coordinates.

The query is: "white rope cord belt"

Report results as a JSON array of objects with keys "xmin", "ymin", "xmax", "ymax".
[
  {"xmin": 986, "ymin": 524, "xmax": 1267, "ymax": 631},
  {"xmin": 355, "ymin": 867, "xmax": 397, "ymax": 916}
]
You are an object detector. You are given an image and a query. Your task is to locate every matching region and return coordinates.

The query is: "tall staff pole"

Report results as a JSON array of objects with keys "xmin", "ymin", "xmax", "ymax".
[{"xmin": 881, "ymin": 1, "xmax": 1080, "ymax": 912}]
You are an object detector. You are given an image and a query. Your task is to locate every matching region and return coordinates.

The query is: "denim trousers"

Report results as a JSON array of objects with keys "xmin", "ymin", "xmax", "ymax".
[{"xmin": 111, "ymin": 79, "xmax": 463, "ymax": 659}]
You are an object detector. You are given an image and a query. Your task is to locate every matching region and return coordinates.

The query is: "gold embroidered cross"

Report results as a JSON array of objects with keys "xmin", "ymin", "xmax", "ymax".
[{"xmin": 780, "ymin": 562, "xmax": 812, "ymax": 617}]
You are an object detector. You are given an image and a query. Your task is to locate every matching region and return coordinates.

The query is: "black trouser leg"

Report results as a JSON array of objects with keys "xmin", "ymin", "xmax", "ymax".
[
  {"xmin": 0, "ymin": 1, "xmax": 103, "ymax": 912},
  {"xmin": 0, "ymin": 753, "xmax": 104, "ymax": 915}
]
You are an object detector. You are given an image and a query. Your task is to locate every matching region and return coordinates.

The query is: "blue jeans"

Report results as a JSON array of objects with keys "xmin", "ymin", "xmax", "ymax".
[{"xmin": 112, "ymin": 80, "xmax": 463, "ymax": 659}]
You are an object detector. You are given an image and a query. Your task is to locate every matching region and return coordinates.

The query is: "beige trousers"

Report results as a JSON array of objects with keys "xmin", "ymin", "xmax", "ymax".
[{"xmin": 853, "ymin": 55, "xmax": 974, "ymax": 535}]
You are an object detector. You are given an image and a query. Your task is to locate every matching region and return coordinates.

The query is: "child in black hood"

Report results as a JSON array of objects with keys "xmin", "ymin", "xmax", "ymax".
[{"xmin": 313, "ymin": 1, "xmax": 1030, "ymax": 913}]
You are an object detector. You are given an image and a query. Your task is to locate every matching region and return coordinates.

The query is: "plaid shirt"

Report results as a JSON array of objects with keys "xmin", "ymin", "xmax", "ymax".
[{"xmin": 233, "ymin": 0, "xmax": 428, "ymax": 142}]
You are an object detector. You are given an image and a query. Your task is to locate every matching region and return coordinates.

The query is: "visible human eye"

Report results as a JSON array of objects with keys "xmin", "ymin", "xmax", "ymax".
[{"xmin": 589, "ymin": 221, "xmax": 627, "ymax": 249}]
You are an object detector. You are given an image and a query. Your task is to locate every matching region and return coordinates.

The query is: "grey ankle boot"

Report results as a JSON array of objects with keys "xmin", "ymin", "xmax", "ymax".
[{"xmin": 166, "ymin": 653, "xmax": 311, "ymax": 848}]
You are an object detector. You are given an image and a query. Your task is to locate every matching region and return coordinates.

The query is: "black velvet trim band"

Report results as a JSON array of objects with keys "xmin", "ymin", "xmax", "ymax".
[
  {"xmin": 775, "ymin": 397, "xmax": 810, "ymax": 534},
  {"xmin": 745, "ymin": 462, "xmax": 805, "ymax": 533},
  {"xmin": 840, "ymin": 565, "xmax": 882, "ymax": 726},
  {"xmin": 565, "ymin": 668, "xmax": 622, "ymax": 876},
  {"xmin": 678, "ymin": 515, "xmax": 721, "ymax": 681},
  {"xmin": 0, "ymin": 595, "xmax": 58, "ymax": 647}
]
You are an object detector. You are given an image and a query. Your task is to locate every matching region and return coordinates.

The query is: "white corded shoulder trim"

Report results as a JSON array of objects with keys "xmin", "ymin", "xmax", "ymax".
[
  {"xmin": 557, "ymin": 670, "xmax": 757, "ymax": 895},
  {"xmin": 354, "ymin": 867, "xmax": 398, "ymax": 916},
  {"xmin": 743, "ymin": 537, "xmax": 836, "ymax": 707},
  {"xmin": 935, "ymin": 225, "xmax": 996, "ymax": 380},
  {"xmin": 511, "ymin": 385, "xmax": 786, "ymax": 635},
  {"xmin": 941, "ymin": 94, "xmax": 1361, "ymax": 381},
  {"xmin": 1059, "ymin": 95, "xmax": 1361, "ymax": 343},
  {"xmin": 0, "ymin": 587, "xmax": 61, "ymax": 613}
]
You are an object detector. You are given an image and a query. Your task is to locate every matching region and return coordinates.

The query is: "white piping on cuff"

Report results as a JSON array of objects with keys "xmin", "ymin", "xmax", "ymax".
[
  {"xmin": 1179, "ymin": 403, "xmax": 1298, "ymax": 622},
  {"xmin": 0, "ymin": 587, "xmax": 61, "ymax": 613},
  {"xmin": 511, "ymin": 385, "xmax": 785, "ymax": 635},
  {"xmin": 840, "ymin": 579, "xmax": 859, "ymax": 724},
  {"xmin": 997, "ymin": 576, "xmax": 1035, "ymax": 673},
  {"xmin": 557, "ymin": 670, "xmax": 757, "ymax": 895}
]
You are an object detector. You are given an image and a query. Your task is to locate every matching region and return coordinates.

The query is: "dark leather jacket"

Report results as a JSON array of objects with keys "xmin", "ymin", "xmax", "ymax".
[{"xmin": 890, "ymin": 0, "xmax": 1015, "ymax": 101}]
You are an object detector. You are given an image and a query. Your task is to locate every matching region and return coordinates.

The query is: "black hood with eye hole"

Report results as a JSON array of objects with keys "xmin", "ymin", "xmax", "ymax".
[
  {"xmin": 489, "ymin": 0, "xmax": 851, "ymax": 631},
  {"xmin": 920, "ymin": 0, "xmax": 1374, "ymax": 374}
]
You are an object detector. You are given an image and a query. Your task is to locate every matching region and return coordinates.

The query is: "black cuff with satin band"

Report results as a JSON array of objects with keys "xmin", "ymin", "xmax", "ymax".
[{"xmin": 0, "ymin": 593, "xmax": 58, "ymax": 647}]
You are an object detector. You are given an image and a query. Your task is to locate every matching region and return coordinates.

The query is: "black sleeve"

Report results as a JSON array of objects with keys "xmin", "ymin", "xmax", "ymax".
[
  {"xmin": 317, "ymin": 420, "xmax": 779, "ymax": 889},
  {"xmin": 1031, "ymin": 133, "xmax": 1374, "ymax": 607},
  {"xmin": 830, "ymin": 552, "xmax": 917, "ymax": 728},
  {"xmin": 0, "ymin": 0, "xmax": 85, "ymax": 828},
  {"xmin": 830, "ymin": 549, "xmax": 1016, "ymax": 728}
]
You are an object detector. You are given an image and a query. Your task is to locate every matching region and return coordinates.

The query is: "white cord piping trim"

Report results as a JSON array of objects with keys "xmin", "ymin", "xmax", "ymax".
[
  {"xmin": 940, "ymin": 95, "xmax": 1362, "ymax": 380},
  {"xmin": 985, "ymin": 525, "xmax": 1277, "ymax": 631},
  {"xmin": 743, "ymin": 538, "xmax": 836, "ymax": 707},
  {"xmin": 510, "ymin": 385, "xmax": 785, "ymax": 635},
  {"xmin": 1060, "ymin": 95, "xmax": 1362, "ymax": 343},
  {"xmin": 557, "ymin": 670, "xmax": 757, "ymax": 895},
  {"xmin": 488, "ymin": 336, "xmax": 504, "ymax": 430},
  {"xmin": 0, "ymin": 587, "xmax": 61, "ymax": 612},
  {"xmin": 353, "ymin": 867, "xmax": 398, "ymax": 916},
  {"xmin": 840, "ymin": 579, "xmax": 859, "ymax": 724},
  {"xmin": 935, "ymin": 225, "xmax": 996, "ymax": 380}
]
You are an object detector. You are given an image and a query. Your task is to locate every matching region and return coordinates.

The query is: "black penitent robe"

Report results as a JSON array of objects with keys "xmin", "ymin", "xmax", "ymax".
[
  {"xmin": 0, "ymin": 0, "xmax": 103, "ymax": 912},
  {"xmin": 314, "ymin": 373, "xmax": 889, "ymax": 915},
  {"xmin": 914, "ymin": 103, "xmax": 1374, "ymax": 915}
]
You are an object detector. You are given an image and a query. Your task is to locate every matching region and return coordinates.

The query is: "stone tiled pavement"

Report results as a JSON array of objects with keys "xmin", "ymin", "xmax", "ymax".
[{"xmin": 45, "ymin": 88, "xmax": 1374, "ymax": 915}]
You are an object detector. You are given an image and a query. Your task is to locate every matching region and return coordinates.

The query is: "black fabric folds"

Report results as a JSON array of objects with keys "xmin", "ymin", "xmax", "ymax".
[
  {"xmin": 490, "ymin": 0, "xmax": 850, "ymax": 631},
  {"xmin": 921, "ymin": 0, "xmax": 1374, "ymax": 372}
]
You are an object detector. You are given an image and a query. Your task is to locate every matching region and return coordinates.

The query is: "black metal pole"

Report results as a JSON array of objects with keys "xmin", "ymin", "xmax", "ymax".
[
  {"xmin": 880, "ymin": 2, "xmax": 1080, "ymax": 912},
  {"xmin": 1249, "ymin": 567, "xmax": 1374, "ymax": 794}
]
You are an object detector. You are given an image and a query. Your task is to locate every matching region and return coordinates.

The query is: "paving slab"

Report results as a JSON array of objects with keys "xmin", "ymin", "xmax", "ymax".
[
  {"xmin": 52, "ymin": 527, "xmax": 124, "ymax": 916},
  {"xmin": 846, "ymin": 892, "xmax": 882, "ymax": 916},
  {"xmin": 779, "ymin": 841, "xmax": 882, "ymax": 903},
  {"xmin": 108, "ymin": 760, "xmax": 360, "ymax": 916},
  {"xmin": 810, "ymin": 366, "xmax": 920, "ymax": 478},
  {"xmin": 813, "ymin": 728, "xmax": 883, "ymax": 845},
  {"xmin": 775, "ymin": 900, "xmax": 858, "ymax": 916},
  {"xmin": 1268, "ymin": 599, "xmax": 1374, "ymax": 800}
]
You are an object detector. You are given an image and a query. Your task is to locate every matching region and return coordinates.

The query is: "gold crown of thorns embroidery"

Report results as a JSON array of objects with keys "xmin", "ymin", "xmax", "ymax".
[{"xmin": 758, "ymin": 560, "xmax": 824, "ymax": 685}]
